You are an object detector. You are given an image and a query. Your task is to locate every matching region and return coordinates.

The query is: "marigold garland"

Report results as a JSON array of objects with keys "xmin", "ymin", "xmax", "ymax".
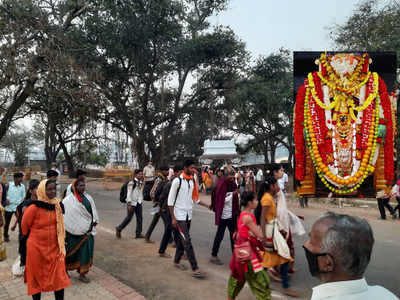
[
  {"xmin": 295, "ymin": 52, "xmax": 395, "ymax": 194},
  {"xmin": 304, "ymin": 88, "xmax": 380, "ymax": 194}
]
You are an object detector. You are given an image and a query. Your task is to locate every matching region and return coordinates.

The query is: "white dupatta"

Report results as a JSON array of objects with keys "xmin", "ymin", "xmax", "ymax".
[
  {"xmin": 275, "ymin": 190, "xmax": 305, "ymax": 236},
  {"xmin": 63, "ymin": 192, "xmax": 99, "ymax": 236}
]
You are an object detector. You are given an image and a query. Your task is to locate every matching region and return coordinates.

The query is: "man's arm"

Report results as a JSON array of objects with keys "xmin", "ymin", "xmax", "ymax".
[
  {"xmin": 168, "ymin": 178, "xmax": 179, "ymax": 227},
  {"xmin": 126, "ymin": 182, "xmax": 134, "ymax": 212}
]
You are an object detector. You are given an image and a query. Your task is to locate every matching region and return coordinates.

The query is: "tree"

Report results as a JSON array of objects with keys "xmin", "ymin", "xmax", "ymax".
[
  {"xmin": 0, "ymin": 127, "xmax": 32, "ymax": 166},
  {"xmin": 0, "ymin": 0, "xmax": 91, "ymax": 141},
  {"xmin": 329, "ymin": 0, "xmax": 400, "ymax": 66},
  {"xmin": 78, "ymin": 0, "xmax": 247, "ymax": 167},
  {"xmin": 226, "ymin": 49, "xmax": 294, "ymax": 166}
]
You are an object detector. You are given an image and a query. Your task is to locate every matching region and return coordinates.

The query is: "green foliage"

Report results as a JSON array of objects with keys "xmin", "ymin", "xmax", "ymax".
[
  {"xmin": 78, "ymin": 0, "xmax": 246, "ymax": 166},
  {"xmin": 0, "ymin": 127, "xmax": 32, "ymax": 166},
  {"xmin": 227, "ymin": 48, "xmax": 293, "ymax": 164},
  {"xmin": 329, "ymin": 0, "xmax": 400, "ymax": 66}
]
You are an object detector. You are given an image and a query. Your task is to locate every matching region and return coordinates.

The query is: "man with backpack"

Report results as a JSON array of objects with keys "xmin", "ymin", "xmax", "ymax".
[
  {"xmin": 168, "ymin": 159, "xmax": 210, "ymax": 279},
  {"xmin": 157, "ymin": 165, "xmax": 182, "ymax": 257},
  {"xmin": 144, "ymin": 166, "xmax": 170, "ymax": 243},
  {"xmin": 116, "ymin": 169, "xmax": 144, "ymax": 239}
]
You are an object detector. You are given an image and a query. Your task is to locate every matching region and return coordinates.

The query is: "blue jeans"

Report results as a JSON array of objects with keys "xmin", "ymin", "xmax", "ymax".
[{"xmin": 280, "ymin": 262, "xmax": 289, "ymax": 289}]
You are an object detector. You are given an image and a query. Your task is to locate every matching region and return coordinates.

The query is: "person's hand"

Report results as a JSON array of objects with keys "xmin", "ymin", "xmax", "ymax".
[
  {"xmin": 93, "ymin": 222, "xmax": 98, "ymax": 227},
  {"xmin": 127, "ymin": 204, "xmax": 133, "ymax": 214},
  {"xmin": 208, "ymin": 204, "xmax": 212, "ymax": 210},
  {"xmin": 5, "ymin": 200, "xmax": 9, "ymax": 206},
  {"xmin": 11, "ymin": 224, "xmax": 16, "ymax": 231},
  {"xmin": 171, "ymin": 218, "xmax": 177, "ymax": 228}
]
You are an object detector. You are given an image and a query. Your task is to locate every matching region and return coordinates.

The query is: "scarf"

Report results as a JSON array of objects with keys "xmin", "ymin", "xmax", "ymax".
[
  {"xmin": 37, "ymin": 180, "xmax": 66, "ymax": 256},
  {"xmin": 182, "ymin": 172, "xmax": 199, "ymax": 202},
  {"xmin": 71, "ymin": 179, "xmax": 83, "ymax": 203}
]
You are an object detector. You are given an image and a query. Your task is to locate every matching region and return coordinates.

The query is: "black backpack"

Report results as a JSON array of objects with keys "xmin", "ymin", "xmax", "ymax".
[
  {"xmin": 119, "ymin": 180, "xmax": 136, "ymax": 203},
  {"xmin": 153, "ymin": 179, "xmax": 166, "ymax": 204}
]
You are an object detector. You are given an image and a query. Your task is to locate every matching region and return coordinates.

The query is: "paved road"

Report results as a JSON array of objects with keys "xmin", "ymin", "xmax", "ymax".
[{"xmin": 82, "ymin": 183, "xmax": 400, "ymax": 299}]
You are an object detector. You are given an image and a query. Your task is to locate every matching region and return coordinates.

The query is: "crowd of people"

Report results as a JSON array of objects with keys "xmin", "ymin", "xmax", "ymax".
[
  {"xmin": 0, "ymin": 167, "xmax": 98, "ymax": 300},
  {"xmin": 0, "ymin": 160, "xmax": 398, "ymax": 299},
  {"xmin": 114, "ymin": 161, "xmax": 398, "ymax": 299}
]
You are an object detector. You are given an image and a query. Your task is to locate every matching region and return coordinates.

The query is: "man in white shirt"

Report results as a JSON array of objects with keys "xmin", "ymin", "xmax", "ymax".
[
  {"xmin": 143, "ymin": 161, "xmax": 155, "ymax": 201},
  {"xmin": 303, "ymin": 212, "xmax": 398, "ymax": 300},
  {"xmin": 143, "ymin": 161, "xmax": 155, "ymax": 182},
  {"xmin": 255, "ymin": 167, "xmax": 264, "ymax": 192},
  {"xmin": 51, "ymin": 162, "xmax": 61, "ymax": 176},
  {"xmin": 168, "ymin": 159, "xmax": 209, "ymax": 279},
  {"xmin": 391, "ymin": 180, "xmax": 400, "ymax": 218},
  {"xmin": 116, "ymin": 169, "xmax": 144, "ymax": 239},
  {"xmin": 278, "ymin": 170, "xmax": 288, "ymax": 192}
]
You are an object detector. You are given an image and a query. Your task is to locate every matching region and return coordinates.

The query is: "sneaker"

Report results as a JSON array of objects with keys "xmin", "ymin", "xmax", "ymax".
[
  {"xmin": 145, "ymin": 238, "xmax": 155, "ymax": 243},
  {"xmin": 135, "ymin": 234, "xmax": 145, "ymax": 239},
  {"xmin": 377, "ymin": 217, "xmax": 386, "ymax": 220},
  {"xmin": 209, "ymin": 257, "xmax": 223, "ymax": 265}
]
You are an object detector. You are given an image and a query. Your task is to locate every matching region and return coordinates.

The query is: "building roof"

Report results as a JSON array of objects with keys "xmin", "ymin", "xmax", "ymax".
[{"xmin": 199, "ymin": 139, "xmax": 240, "ymax": 160}]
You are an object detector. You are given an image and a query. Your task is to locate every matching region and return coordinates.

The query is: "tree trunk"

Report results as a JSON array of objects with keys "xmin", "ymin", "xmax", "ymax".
[
  {"xmin": 263, "ymin": 140, "xmax": 270, "ymax": 165},
  {"xmin": 269, "ymin": 140, "xmax": 276, "ymax": 163},
  {"xmin": 56, "ymin": 129, "xmax": 75, "ymax": 178},
  {"xmin": 0, "ymin": 78, "xmax": 37, "ymax": 141},
  {"xmin": 44, "ymin": 117, "xmax": 60, "ymax": 168},
  {"xmin": 132, "ymin": 133, "xmax": 148, "ymax": 169}
]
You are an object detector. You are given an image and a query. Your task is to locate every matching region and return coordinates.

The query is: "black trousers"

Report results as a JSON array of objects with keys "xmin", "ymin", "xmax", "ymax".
[
  {"xmin": 158, "ymin": 210, "xmax": 174, "ymax": 254},
  {"xmin": 32, "ymin": 289, "xmax": 64, "ymax": 300},
  {"xmin": 116, "ymin": 204, "xmax": 142, "ymax": 235},
  {"xmin": 377, "ymin": 198, "xmax": 395, "ymax": 219},
  {"xmin": 211, "ymin": 217, "xmax": 236, "ymax": 257},
  {"xmin": 174, "ymin": 219, "xmax": 198, "ymax": 271},
  {"xmin": 145, "ymin": 211, "xmax": 161, "ymax": 240},
  {"xmin": 4, "ymin": 211, "xmax": 15, "ymax": 239}
]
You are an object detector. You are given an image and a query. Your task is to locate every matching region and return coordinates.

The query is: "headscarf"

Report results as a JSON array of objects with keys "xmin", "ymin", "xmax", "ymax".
[
  {"xmin": 71, "ymin": 179, "xmax": 83, "ymax": 203},
  {"xmin": 37, "ymin": 180, "xmax": 66, "ymax": 256}
]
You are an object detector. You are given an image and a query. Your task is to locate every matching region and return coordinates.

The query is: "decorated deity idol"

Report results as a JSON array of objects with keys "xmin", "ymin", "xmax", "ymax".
[{"xmin": 294, "ymin": 52, "xmax": 396, "ymax": 196}]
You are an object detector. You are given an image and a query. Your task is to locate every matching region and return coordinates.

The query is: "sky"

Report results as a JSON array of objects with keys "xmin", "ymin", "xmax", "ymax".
[{"xmin": 212, "ymin": 0, "xmax": 361, "ymax": 59}]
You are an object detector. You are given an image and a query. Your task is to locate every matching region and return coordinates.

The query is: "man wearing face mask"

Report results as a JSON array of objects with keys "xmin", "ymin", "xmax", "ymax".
[{"xmin": 303, "ymin": 212, "xmax": 398, "ymax": 300}]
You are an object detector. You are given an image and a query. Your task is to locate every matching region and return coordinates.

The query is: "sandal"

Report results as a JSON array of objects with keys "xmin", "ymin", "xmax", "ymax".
[
  {"xmin": 192, "ymin": 270, "xmax": 206, "ymax": 279},
  {"xmin": 174, "ymin": 263, "xmax": 188, "ymax": 271},
  {"xmin": 159, "ymin": 253, "xmax": 172, "ymax": 258},
  {"xmin": 79, "ymin": 275, "xmax": 91, "ymax": 283}
]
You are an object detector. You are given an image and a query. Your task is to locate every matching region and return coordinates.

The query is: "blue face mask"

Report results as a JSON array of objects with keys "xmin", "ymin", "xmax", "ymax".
[{"xmin": 303, "ymin": 246, "xmax": 332, "ymax": 277}]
